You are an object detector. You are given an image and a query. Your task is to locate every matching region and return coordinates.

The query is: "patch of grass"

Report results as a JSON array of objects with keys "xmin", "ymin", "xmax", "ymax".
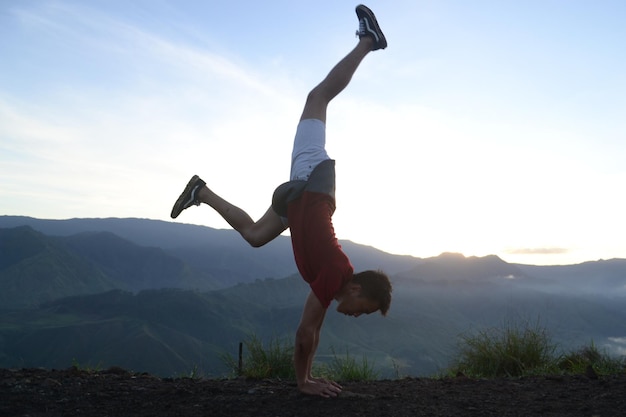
[
  {"xmin": 221, "ymin": 334, "xmax": 294, "ymax": 379},
  {"xmin": 319, "ymin": 347, "xmax": 380, "ymax": 381},
  {"xmin": 448, "ymin": 319, "xmax": 626, "ymax": 378},
  {"xmin": 450, "ymin": 319, "xmax": 556, "ymax": 378},
  {"xmin": 221, "ymin": 334, "xmax": 380, "ymax": 381},
  {"xmin": 556, "ymin": 342, "xmax": 626, "ymax": 376},
  {"xmin": 222, "ymin": 325, "xmax": 625, "ymax": 383}
]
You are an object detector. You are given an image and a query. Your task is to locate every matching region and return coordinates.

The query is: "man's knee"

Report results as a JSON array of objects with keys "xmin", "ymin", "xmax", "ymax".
[
  {"xmin": 301, "ymin": 88, "xmax": 328, "ymax": 122},
  {"xmin": 306, "ymin": 87, "xmax": 330, "ymax": 106},
  {"xmin": 240, "ymin": 216, "xmax": 285, "ymax": 248}
]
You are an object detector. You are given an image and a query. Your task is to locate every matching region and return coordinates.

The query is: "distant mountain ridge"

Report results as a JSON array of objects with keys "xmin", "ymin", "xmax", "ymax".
[
  {"xmin": 2, "ymin": 216, "xmax": 626, "ymax": 309},
  {"xmin": 395, "ymin": 252, "xmax": 526, "ymax": 284},
  {"xmin": 0, "ymin": 216, "xmax": 419, "ymax": 308},
  {"xmin": 0, "ymin": 215, "xmax": 420, "ymax": 276}
]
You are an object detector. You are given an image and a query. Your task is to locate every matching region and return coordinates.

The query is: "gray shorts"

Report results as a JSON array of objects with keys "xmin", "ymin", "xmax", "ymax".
[{"xmin": 290, "ymin": 119, "xmax": 330, "ymax": 181}]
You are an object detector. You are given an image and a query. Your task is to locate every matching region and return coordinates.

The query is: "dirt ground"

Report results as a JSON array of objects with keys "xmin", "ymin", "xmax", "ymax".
[{"xmin": 2, "ymin": 367, "xmax": 625, "ymax": 417}]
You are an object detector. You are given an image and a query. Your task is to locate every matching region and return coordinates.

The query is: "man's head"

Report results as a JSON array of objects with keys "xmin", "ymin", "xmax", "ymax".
[{"xmin": 336, "ymin": 270, "xmax": 392, "ymax": 317}]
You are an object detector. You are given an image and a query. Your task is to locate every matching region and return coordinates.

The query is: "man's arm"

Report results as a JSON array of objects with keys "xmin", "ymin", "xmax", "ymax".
[{"xmin": 294, "ymin": 291, "xmax": 342, "ymax": 397}]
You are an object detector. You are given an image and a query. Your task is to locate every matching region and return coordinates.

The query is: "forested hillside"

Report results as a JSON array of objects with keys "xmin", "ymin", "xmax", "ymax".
[{"xmin": 1, "ymin": 216, "xmax": 625, "ymax": 377}]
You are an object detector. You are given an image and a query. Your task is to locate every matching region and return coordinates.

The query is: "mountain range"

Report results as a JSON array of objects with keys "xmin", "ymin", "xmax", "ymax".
[{"xmin": 1, "ymin": 215, "xmax": 625, "ymax": 378}]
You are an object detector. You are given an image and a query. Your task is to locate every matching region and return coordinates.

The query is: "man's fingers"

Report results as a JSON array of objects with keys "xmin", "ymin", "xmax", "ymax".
[
  {"xmin": 323, "ymin": 387, "xmax": 339, "ymax": 398},
  {"xmin": 323, "ymin": 383, "xmax": 342, "ymax": 397},
  {"xmin": 328, "ymin": 380, "xmax": 343, "ymax": 389},
  {"xmin": 316, "ymin": 377, "xmax": 342, "ymax": 390}
]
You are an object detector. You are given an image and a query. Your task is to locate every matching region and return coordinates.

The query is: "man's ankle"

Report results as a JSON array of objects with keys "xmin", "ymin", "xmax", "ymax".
[{"xmin": 359, "ymin": 36, "xmax": 375, "ymax": 50}]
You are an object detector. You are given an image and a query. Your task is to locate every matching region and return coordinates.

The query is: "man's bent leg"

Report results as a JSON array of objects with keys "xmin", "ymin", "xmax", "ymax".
[{"xmin": 197, "ymin": 186, "xmax": 286, "ymax": 247}]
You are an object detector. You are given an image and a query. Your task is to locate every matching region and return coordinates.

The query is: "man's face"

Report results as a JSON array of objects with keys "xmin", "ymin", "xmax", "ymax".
[{"xmin": 336, "ymin": 290, "xmax": 380, "ymax": 317}]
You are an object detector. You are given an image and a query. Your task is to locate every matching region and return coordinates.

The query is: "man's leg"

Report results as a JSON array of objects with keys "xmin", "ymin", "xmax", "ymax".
[
  {"xmin": 300, "ymin": 4, "xmax": 386, "ymax": 123},
  {"xmin": 197, "ymin": 186, "xmax": 286, "ymax": 247},
  {"xmin": 299, "ymin": 37, "xmax": 373, "ymax": 123},
  {"xmin": 170, "ymin": 175, "xmax": 286, "ymax": 247},
  {"xmin": 171, "ymin": 6, "xmax": 385, "ymax": 249}
]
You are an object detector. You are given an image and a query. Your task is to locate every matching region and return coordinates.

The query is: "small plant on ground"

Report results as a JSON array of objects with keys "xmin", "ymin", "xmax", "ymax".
[
  {"xmin": 71, "ymin": 358, "xmax": 103, "ymax": 373},
  {"xmin": 391, "ymin": 357, "xmax": 407, "ymax": 380},
  {"xmin": 321, "ymin": 347, "xmax": 380, "ymax": 381},
  {"xmin": 451, "ymin": 318, "xmax": 556, "ymax": 378},
  {"xmin": 176, "ymin": 364, "xmax": 205, "ymax": 380},
  {"xmin": 221, "ymin": 334, "xmax": 295, "ymax": 379},
  {"xmin": 557, "ymin": 341, "xmax": 626, "ymax": 375}
]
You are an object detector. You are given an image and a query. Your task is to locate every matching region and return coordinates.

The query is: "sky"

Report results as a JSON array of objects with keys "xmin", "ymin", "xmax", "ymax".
[{"xmin": 1, "ymin": 1, "xmax": 625, "ymax": 266}]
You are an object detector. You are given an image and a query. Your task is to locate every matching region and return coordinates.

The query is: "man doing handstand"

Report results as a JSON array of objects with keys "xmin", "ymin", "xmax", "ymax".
[{"xmin": 171, "ymin": 5, "xmax": 392, "ymax": 398}]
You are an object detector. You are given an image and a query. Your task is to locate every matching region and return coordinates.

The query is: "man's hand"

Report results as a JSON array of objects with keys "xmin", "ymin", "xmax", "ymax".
[{"xmin": 298, "ymin": 379, "xmax": 342, "ymax": 398}]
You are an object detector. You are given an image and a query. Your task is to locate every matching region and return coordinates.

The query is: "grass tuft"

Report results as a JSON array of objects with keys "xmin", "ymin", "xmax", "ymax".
[
  {"xmin": 448, "ymin": 318, "xmax": 626, "ymax": 378},
  {"xmin": 221, "ymin": 334, "xmax": 295, "ymax": 379},
  {"xmin": 556, "ymin": 341, "xmax": 626, "ymax": 375},
  {"xmin": 319, "ymin": 347, "xmax": 380, "ymax": 381},
  {"xmin": 451, "ymin": 319, "xmax": 556, "ymax": 378}
]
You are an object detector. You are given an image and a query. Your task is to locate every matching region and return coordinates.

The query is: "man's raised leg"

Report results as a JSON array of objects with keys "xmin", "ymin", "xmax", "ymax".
[
  {"xmin": 300, "ymin": 39, "xmax": 372, "ymax": 123},
  {"xmin": 300, "ymin": 4, "xmax": 387, "ymax": 123}
]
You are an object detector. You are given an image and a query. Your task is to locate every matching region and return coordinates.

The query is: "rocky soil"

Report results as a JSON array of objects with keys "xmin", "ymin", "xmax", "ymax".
[{"xmin": 2, "ymin": 367, "xmax": 625, "ymax": 417}]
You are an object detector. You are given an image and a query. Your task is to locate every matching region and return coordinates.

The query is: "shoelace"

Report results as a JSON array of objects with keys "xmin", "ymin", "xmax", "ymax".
[{"xmin": 356, "ymin": 19, "xmax": 366, "ymax": 37}]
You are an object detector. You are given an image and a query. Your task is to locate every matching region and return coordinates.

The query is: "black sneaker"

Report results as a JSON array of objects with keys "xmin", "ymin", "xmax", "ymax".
[
  {"xmin": 170, "ymin": 175, "xmax": 206, "ymax": 219},
  {"xmin": 355, "ymin": 4, "xmax": 387, "ymax": 50}
]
